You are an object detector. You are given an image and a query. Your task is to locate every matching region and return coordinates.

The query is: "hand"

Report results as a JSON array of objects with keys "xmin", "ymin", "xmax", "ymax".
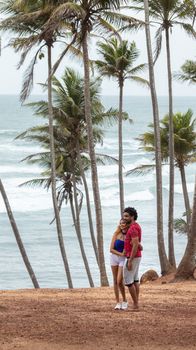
[
  {"xmin": 122, "ymin": 250, "xmax": 126, "ymax": 256},
  {"xmin": 127, "ymin": 259, "xmax": 132, "ymax": 271}
]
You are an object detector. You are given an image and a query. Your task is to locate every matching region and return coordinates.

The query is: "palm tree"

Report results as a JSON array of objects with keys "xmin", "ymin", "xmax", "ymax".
[
  {"xmin": 0, "ymin": 179, "xmax": 39, "ymax": 288},
  {"xmin": 142, "ymin": 0, "xmax": 172, "ymax": 275},
  {"xmin": 175, "ymin": 178, "xmax": 196, "ymax": 279},
  {"xmin": 0, "ymin": 0, "xmax": 73, "ymax": 288},
  {"xmin": 41, "ymin": 0, "xmax": 143, "ymax": 286},
  {"xmin": 17, "ymin": 68, "xmax": 119, "ymax": 285},
  {"xmin": 96, "ymin": 37, "xmax": 148, "ymax": 214},
  {"xmin": 174, "ymin": 59, "xmax": 196, "ymax": 84},
  {"xmin": 133, "ymin": 0, "xmax": 196, "ymax": 268},
  {"xmin": 135, "ymin": 109, "xmax": 196, "ymax": 227}
]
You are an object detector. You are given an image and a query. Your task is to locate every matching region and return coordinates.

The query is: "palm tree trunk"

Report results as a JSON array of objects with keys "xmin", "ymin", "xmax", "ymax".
[
  {"xmin": 0, "ymin": 179, "xmax": 39, "ymax": 288},
  {"xmin": 82, "ymin": 32, "xmax": 109, "ymax": 286},
  {"xmin": 175, "ymin": 178, "xmax": 196, "ymax": 279},
  {"xmin": 165, "ymin": 27, "xmax": 176, "ymax": 268},
  {"xmin": 47, "ymin": 44, "xmax": 73, "ymax": 289},
  {"xmin": 76, "ymin": 140, "xmax": 99, "ymax": 266},
  {"xmin": 72, "ymin": 172, "xmax": 94, "ymax": 287},
  {"xmin": 179, "ymin": 164, "xmax": 191, "ymax": 226},
  {"xmin": 118, "ymin": 80, "xmax": 124, "ymax": 215},
  {"xmin": 144, "ymin": 0, "xmax": 172, "ymax": 275}
]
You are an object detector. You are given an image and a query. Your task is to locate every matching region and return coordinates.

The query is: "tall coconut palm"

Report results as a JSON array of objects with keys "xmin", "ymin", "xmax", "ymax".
[
  {"xmin": 142, "ymin": 0, "xmax": 172, "ymax": 275},
  {"xmin": 0, "ymin": 0, "xmax": 73, "ymax": 288},
  {"xmin": 135, "ymin": 109, "xmax": 196, "ymax": 227},
  {"xmin": 96, "ymin": 37, "xmax": 148, "ymax": 214},
  {"xmin": 17, "ymin": 68, "xmax": 119, "ymax": 284},
  {"xmin": 41, "ymin": 0, "xmax": 143, "ymax": 286},
  {"xmin": 0, "ymin": 179, "xmax": 40, "ymax": 288},
  {"xmin": 133, "ymin": 0, "xmax": 196, "ymax": 268},
  {"xmin": 175, "ymin": 177, "xmax": 196, "ymax": 279}
]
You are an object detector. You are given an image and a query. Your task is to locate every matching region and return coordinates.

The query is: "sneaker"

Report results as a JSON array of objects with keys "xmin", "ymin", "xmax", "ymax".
[
  {"xmin": 114, "ymin": 303, "xmax": 121, "ymax": 310},
  {"xmin": 121, "ymin": 301, "xmax": 128, "ymax": 310}
]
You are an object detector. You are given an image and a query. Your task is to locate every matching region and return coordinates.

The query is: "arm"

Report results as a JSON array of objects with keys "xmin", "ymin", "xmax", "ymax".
[
  {"xmin": 110, "ymin": 228, "xmax": 125, "ymax": 257},
  {"xmin": 130, "ymin": 237, "xmax": 139, "ymax": 260},
  {"xmin": 127, "ymin": 236, "xmax": 139, "ymax": 270}
]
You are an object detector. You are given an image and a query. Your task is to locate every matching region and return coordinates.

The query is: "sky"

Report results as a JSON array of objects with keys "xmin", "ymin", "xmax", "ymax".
[{"xmin": 0, "ymin": 24, "xmax": 196, "ymax": 97}]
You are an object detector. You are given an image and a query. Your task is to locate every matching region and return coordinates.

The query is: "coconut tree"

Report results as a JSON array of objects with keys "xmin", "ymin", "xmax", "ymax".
[
  {"xmin": 95, "ymin": 37, "xmax": 148, "ymax": 214},
  {"xmin": 0, "ymin": 0, "xmax": 74, "ymax": 287},
  {"xmin": 134, "ymin": 109, "xmax": 196, "ymax": 227},
  {"xmin": 0, "ymin": 179, "xmax": 40, "ymax": 288},
  {"xmin": 40, "ymin": 0, "xmax": 143, "ymax": 286},
  {"xmin": 17, "ymin": 68, "xmax": 120, "ymax": 284},
  {"xmin": 142, "ymin": 0, "xmax": 172, "ymax": 275},
  {"xmin": 175, "ymin": 178, "xmax": 196, "ymax": 279},
  {"xmin": 133, "ymin": 0, "xmax": 196, "ymax": 268}
]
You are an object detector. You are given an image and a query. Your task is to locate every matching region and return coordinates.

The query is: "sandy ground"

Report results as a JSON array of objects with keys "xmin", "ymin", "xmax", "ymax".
[{"xmin": 0, "ymin": 281, "xmax": 196, "ymax": 350}]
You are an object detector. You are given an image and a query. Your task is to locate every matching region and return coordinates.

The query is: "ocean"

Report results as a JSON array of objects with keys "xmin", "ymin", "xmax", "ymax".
[{"xmin": 0, "ymin": 95, "xmax": 195, "ymax": 289}]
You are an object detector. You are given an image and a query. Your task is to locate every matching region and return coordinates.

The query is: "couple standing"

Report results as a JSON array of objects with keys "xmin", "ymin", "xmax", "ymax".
[{"xmin": 110, "ymin": 207, "xmax": 142, "ymax": 311}]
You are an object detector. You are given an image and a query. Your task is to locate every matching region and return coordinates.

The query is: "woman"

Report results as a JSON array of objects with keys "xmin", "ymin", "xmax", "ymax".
[{"xmin": 110, "ymin": 219, "xmax": 128, "ymax": 310}]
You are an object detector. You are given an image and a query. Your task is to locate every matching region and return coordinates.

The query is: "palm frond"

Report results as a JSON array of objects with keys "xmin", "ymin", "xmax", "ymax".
[
  {"xmin": 126, "ymin": 164, "xmax": 155, "ymax": 176},
  {"xmin": 153, "ymin": 26, "xmax": 163, "ymax": 64},
  {"xmin": 19, "ymin": 177, "xmax": 51, "ymax": 190}
]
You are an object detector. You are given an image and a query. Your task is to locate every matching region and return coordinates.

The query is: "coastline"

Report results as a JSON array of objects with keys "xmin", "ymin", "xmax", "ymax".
[{"xmin": 0, "ymin": 280, "xmax": 195, "ymax": 350}]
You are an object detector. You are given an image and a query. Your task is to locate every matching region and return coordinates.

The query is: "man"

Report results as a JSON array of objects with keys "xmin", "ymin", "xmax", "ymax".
[{"xmin": 123, "ymin": 207, "xmax": 142, "ymax": 310}]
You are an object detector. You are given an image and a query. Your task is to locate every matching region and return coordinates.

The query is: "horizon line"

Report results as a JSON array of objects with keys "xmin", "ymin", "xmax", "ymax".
[{"xmin": 0, "ymin": 93, "xmax": 196, "ymax": 97}]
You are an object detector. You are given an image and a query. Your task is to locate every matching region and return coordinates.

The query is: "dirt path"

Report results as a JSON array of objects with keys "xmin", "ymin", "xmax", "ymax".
[{"xmin": 0, "ymin": 282, "xmax": 196, "ymax": 350}]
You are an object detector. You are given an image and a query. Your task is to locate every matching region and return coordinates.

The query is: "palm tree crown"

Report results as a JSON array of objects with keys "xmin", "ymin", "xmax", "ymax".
[
  {"xmin": 175, "ymin": 59, "xmax": 196, "ymax": 84},
  {"xmin": 138, "ymin": 109, "xmax": 196, "ymax": 168},
  {"xmin": 96, "ymin": 38, "xmax": 147, "ymax": 85}
]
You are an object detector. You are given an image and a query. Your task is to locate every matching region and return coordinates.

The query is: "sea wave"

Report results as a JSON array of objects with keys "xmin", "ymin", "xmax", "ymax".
[
  {"xmin": 101, "ymin": 189, "xmax": 154, "ymax": 207},
  {"xmin": 0, "ymin": 165, "xmax": 41, "ymax": 175},
  {"xmin": 0, "ymin": 142, "xmax": 44, "ymax": 154},
  {"xmin": 164, "ymin": 183, "xmax": 195, "ymax": 194},
  {"xmin": 0, "ymin": 129, "xmax": 17, "ymax": 134}
]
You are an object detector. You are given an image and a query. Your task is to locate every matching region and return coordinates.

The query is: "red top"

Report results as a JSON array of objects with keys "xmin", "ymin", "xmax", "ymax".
[{"xmin": 124, "ymin": 222, "xmax": 142, "ymax": 258}]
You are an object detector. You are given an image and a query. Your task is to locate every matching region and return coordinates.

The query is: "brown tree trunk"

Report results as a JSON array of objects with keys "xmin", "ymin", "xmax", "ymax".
[
  {"xmin": 165, "ymin": 27, "xmax": 176, "ymax": 268},
  {"xmin": 0, "ymin": 179, "xmax": 39, "ymax": 288},
  {"xmin": 72, "ymin": 171, "xmax": 94, "ymax": 287},
  {"xmin": 76, "ymin": 140, "xmax": 99, "ymax": 266},
  {"xmin": 175, "ymin": 178, "xmax": 196, "ymax": 279},
  {"xmin": 47, "ymin": 44, "xmax": 73, "ymax": 289},
  {"xmin": 82, "ymin": 33, "xmax": 109, "ymax": 286},
  {"xmin": 144, "ymin": 0, "xmax": 172, "ymax": 275},
  {"xmin": 118, "ymin": 80, "xmax": 124, "ymax": 215},
  {"xmin": 179, "ymin": 164, "xmax": 191, "ymax": 227}
]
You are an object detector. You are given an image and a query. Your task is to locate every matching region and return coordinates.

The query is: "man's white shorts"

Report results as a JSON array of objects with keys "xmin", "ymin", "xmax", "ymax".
[
  {"xmin": 110, "ymin": 253, "xmax": 125, "ymax": 267},
  {"xmin": 123, "ymin": 257, "xmax": 141, "ymax": 286}
]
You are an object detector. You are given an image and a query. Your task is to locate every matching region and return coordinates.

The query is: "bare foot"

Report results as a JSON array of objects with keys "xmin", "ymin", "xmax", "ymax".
[{"xmin": 131, "ymin": 304, "xmax": 139, "ymax": 312}]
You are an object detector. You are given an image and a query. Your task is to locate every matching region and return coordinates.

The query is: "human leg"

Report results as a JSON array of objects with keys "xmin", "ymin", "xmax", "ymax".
[
  {"xmin": 111, "ymin": 265, "xmax": 119, "ymax": 303},
  {"xmin": 124, "ymin": 258, "xmax": 141, "ymax": 309},
  {"xmin": 128, "ymin": 284, "xmax": 138, "ymax": 309},
  {"xmin": 134, "ymin": 282, "xmax": 140, "ymax": 303},
  {"xmin": 117, "ymin": 266, "xmax": 127, "ymax": 302}
]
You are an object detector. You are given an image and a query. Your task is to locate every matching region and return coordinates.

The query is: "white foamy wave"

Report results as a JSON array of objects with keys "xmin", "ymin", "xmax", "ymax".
[
  {"xmin": 126, "ymin": 189, "xmax": 154, "ymax": 202},
  {"xmin": 0, "ymin": 165, "xmax": 41, "ymax": 174},
  {"xmin": 164, "ymin": 183, "xmax": 195, "ymax": 194},
  {"xmin": 96, "ymin": 138, "xmax": 141, "ymax": 152},
  {"xmin": 96, "ymin": 158, "xmax": 153, "ymax": 179},
  {"xmin": 0, "ymin": 129, "xmax": 17, "ymax": 134},
  {"xmin": 0, "ymin": 177, "xmax": 53, "ymax": 213},
  {"xmin": 101, "ymin": 189, "xmax": 153, "ymax": 207},
  {"xmin": 0, "ymin": 142, "xmax": 44, "ymax": 154}
]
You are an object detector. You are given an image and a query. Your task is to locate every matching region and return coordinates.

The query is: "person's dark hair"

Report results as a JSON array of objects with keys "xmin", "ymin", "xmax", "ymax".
[{"xmin": 123, "ymin": 207, "xmax": 138, "ymax": 220}]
